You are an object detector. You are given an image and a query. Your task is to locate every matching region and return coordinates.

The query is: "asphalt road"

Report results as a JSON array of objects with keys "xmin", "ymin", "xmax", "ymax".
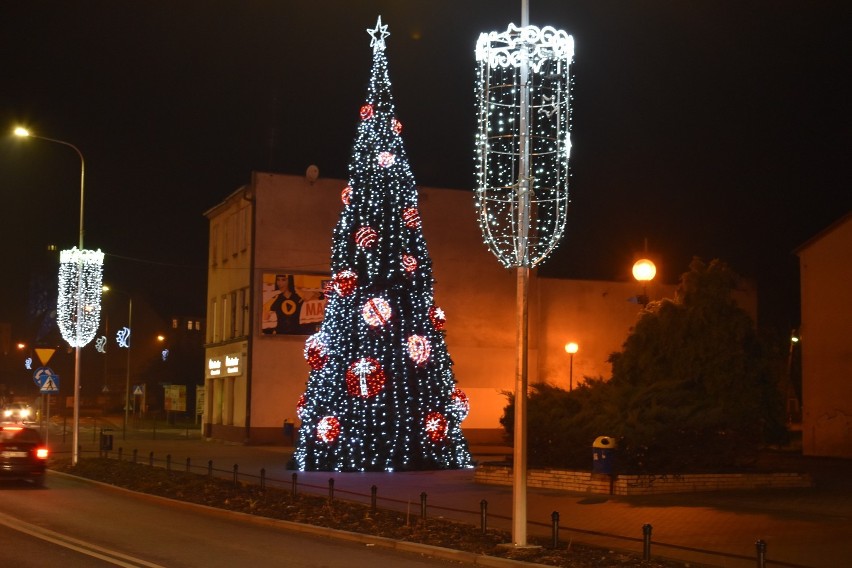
[
  {"xmin": 42, "ymin": 418, "xmax": 852, "ymax": 568},
  {"xmin": 0, "ymin": 474, "xmax": 468, "ymax": 568}
]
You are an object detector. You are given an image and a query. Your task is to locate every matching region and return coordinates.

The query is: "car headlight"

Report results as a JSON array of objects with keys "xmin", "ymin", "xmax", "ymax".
[
  {"xmin": 3, "ymin": 409, "xmax": 11, "ymax": 417},
  {"xmin": 20, "ymin": 409, "xmax": 30, "ymax": 418}
]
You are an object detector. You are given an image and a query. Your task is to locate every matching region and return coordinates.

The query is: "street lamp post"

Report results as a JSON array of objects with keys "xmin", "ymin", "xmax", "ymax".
[
  {"xmin": 632, "ymin": 258, "xmax": 657, "ymax": 307},
  {"xmin": 564, "ymin": 342, "xmax": 578, "ymax": 391},
  {"xmin": 103, "ymin": 286, "xmax": 132, "ymax": 440},
  {"xmin": 14, "ymin": 127, "xmax": 92, "ymax": 466}
]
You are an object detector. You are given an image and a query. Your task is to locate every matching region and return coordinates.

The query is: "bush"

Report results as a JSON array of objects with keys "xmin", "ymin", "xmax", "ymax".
[{"xmin": 502, "ymin": 259, "xmax": 788, "ymax": 473}]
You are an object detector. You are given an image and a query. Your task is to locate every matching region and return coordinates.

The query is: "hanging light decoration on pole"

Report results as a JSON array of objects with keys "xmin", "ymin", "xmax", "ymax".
[
  {"xmin": 474, "ymin": 2, "xmax": 574, "ymax": 548},
  {"xmin": 14, "ymin": 126, "xmax": 103, "ymax": 466}
]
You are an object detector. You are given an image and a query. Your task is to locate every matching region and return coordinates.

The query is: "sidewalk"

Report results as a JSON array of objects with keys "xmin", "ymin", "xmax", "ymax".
[{"xmin": 47, "ymin": 417, "xmax": 852, "ymax": 568}]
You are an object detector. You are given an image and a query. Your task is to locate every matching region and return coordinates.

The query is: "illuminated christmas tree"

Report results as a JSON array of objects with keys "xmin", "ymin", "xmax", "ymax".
[{"xmin": 293, "ymin": 17, "xmax": 473, "ymax": 472}]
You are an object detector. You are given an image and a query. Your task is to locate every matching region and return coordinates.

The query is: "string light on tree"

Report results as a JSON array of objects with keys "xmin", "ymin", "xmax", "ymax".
[{"xmin": 293, "ymin": 16, "xmax": 472, "ymax": 472}]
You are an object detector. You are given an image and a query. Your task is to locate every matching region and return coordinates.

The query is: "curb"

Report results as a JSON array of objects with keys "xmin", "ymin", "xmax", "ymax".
[{"xmin": 49, "ymin": 470, "xmax": 554, "ymax": 568}]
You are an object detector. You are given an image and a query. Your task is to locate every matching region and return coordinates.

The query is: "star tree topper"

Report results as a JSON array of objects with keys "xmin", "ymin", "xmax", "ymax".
[{"xmin": 367, "ymin": 16, "xmax": 390, "ymax": 52}]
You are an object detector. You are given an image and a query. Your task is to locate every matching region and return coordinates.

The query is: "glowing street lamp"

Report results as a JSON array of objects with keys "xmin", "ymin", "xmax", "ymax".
[
  {"xmin": 14, "ymin": 126, "xmax": 103, "ymax": 466},
  {"xmin": 632, "ymin": 258, "xmax": 656, "ymax": 307},
  {"xmin": 564, "ymin": 342, "xmax": 578, "ymax": 391}
]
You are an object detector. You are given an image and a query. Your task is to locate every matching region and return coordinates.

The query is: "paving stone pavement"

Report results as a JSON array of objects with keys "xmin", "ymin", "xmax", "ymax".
[{"xmin": 47, "ymin": 419, "xmax": 852, "ymax": 568}]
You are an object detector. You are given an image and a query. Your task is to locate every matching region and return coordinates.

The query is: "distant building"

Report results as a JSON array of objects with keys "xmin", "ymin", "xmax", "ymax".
[
  {"xmin": 203, "ymin": 172, "xmax": 686, "ymax": 445},
  {"xmin": 796, "ymin": 211, "xmax": 852, "ymax": 458}
]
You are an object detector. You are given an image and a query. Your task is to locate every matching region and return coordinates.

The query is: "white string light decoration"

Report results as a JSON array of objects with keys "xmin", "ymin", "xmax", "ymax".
[
  {"xmin": 57, "ymin": 247, "xmax": 104, "ymax": 347},
  {"xmin": 292, "ymin": 16, "xmax": 473, "ymax": 472},
  {"xmin": 475, "ymin": 24, "xmax": 575, "ymax": 267}
]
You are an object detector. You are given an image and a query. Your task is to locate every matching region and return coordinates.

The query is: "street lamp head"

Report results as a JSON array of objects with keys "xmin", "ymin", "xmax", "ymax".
[
  {"xmin": 13, "ymin": 127, "xmax": 30, "ymax": 137},
  {"xmin": 632, "ymin": 258, "xmax": 657, "ymax": 283},
  {"xmin": 565, "ymin": 341, "xmax": 578, "ymax": 354}
]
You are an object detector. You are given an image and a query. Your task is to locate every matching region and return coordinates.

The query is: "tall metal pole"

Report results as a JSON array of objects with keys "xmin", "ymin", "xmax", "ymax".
[
  {"xmin": 124, "ymin": 297, "xmax": 132, "ymax": 439},
  {"xmin": 15, "ymin": 129, "xmax": 88, "ymax": 466},
  {"xmin": 510, "ymin": 0, "xmax": 532, "ymax": 547},
  {"xmin": 569, "ymin": 352, "xmax": 574, "ymax": 391}
]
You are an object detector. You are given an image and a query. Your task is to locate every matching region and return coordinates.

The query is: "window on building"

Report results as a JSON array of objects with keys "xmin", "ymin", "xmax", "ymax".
[
  {"xmin": 172, "ymin": 318, "xmax": 179, "ymax": 329},
  {"xmin": 210, "ymin": 224, "xmax": 219, "ymax": 267},
  {"xmin": 229, "ymin": 291, "xmax": 237, "ymax": 339},
  {"xmin": 236, "ymin": 288, "xmax": 247, "ymax": 337},
  {"xmin": 195, "ymin": 320, "xmax": 202, "ymax": 331},
  {"xmin": 238, "ymin": 207, "xmax": 249, "ymax": 252},
  {"xmin": 209, "ymin": 298, "xmax": 218, "ymax": 343},
  {"xmin": 222, "ymin": 295, "xmax": 230, "ymax": 341}
]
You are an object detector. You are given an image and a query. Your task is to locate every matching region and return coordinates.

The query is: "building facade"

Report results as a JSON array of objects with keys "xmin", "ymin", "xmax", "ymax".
[
  {"xmin": 203, "ymin": 172, "xmax": 678, "ymax": 444},
  {"xmin": 796, "ymin": 212, "xmax": 852, "ymax": 458}
]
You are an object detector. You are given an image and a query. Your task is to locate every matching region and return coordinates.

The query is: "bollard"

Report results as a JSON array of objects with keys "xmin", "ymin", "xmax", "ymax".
[
  {"xmin": 166, "ymin": 454, "xmax": 171, "ymax": 472},
  {"xmin": 291, "ymin": 473, "xmax": 298, "ymax": 498},
  {"xmin": 233, "ymin": 464, "xmax": 239, "ymax": 488},
  {"xmin": 132, "ymin": 448, "xmax": 138, "ymax": 463},
  {"xmin": 643, "ymin": 524, "xmax": 653, "ymax": 560},
  {"xmin": 149, "ymin": 451, "xmax": 154, "ymax": 467},
  {"xmin": 328, "ymin": 478, "xmax": 335, "ymax": 502},
  {"xmin": 208, "ymin": 460, "xmax": 213, "ymax": 478},
  {"xmin": 551, "ymin": 511, "xmax": 560, "ymax": 548},
  {"xmin": 756, "ymin": 539, "xmax": 767, "ymax": 568},
  {"xmin": 480, "ymin": 500, "xmax": 488, "ymax": 534},
  {"xmin": 186, "ymin": 457, "xmax": 191, "ymax": 473},
  {"xmin": 420, "ymin": 492, "xmax": 428, "ymax": 522},
  {"xmin": 371, "ymin": 485, "xmax": 378, "ymax": 515},
  {"xmin": 260, "ymin": 468, "xmax": 266, "ymax": 491}
]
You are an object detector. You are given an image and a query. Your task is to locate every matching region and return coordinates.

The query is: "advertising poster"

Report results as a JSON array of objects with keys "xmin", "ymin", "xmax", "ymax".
[{"xmin": 261, "ymin": 273, "xmax": 329, "ymax": 335}]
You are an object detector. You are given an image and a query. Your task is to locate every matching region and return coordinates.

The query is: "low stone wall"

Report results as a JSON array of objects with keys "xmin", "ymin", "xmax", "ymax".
[{"xmin": 475, "ymin": 464, "xmax": 813, "ymax": 495}]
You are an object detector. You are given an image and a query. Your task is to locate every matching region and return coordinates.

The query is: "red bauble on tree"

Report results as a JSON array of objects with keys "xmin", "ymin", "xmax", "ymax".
[
  {"xmin": 450, "ymin": 388, "xmax": 470, "ymax": 421},
  {"xmin": 345, "ymin": 357, "xmax": 386, "ymax": 398},
  {"xmin": 341, "ymin": 185, "xmax": 352, "ymax": 205},
  {"xmin": 360, "ymin": 104, "xmax": 374, "ymax": 120},
  {"xmin": 402, "ymin": 207, "xmax": 421, "ymax": 229},
  {"xmin": 332, "ymin": 269, "xmax": 358, "ymax": 297},
  {"xmin": 392, "ymin": 118, "xmax": 403, "ymax": 135},
  {"xmin": 401, "ymin": 254, "xmax": 417, "ymax": 273},
  {"xmin": 424, "ymin": 411, "xmax": 448, "ymax": 442},
  {"xmin": 407, "ymin": 335, "xmax": 431, "ymax": 366},
  {"xmin": 429, "ymin": 305, "xmax": 446, "ymax": 330},
  {"xmin": 377, "ymin": 152, "xmax": 395, "ymax": 168},
  {"xmin": 304, "ymin": 333, "xmax": 328, "ymax": 370},
  {"xmin": 362, "ymin": 297, "xmax": 392, "ymax": 327},
  {"xmin": 296, "ymin": 394, "xmax": 308, "ymax": 421},
  {"xmin": 355, "ymin": 226, "xmax": 379, "ymax": 248},
  {"xmin": 317, "ymin": 416, "xmax": 341, "ymax": 443}
]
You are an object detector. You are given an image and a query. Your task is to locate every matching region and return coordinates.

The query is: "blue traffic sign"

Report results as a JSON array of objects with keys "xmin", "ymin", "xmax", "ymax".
[{"xmin": 33, "ymin": 367, "xmax": 60, "ymax": 393}]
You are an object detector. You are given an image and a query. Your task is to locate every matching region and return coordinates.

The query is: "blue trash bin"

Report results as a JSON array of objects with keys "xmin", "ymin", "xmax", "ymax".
[{"xmin": 592, "ymin": 436, "xmax": 617, "ymax": 474}]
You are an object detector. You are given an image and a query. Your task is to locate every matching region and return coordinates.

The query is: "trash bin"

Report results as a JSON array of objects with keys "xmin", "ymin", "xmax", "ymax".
[
  {"xmin": 100, "ymin": 429, "xmax": 114, "ymax": 451},
  {"xmin": 283, "ymin": 420, "xmax": 294, "ymax": 443},
  {"xmin": 592, "ymin": 436, "xmax": 617, "ymax": 474}
]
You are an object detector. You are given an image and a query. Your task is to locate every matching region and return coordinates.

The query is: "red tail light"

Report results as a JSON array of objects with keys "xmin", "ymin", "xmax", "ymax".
[{"xmin": 36, "ymin": 447, "xmax": 49, "ymax": 459}]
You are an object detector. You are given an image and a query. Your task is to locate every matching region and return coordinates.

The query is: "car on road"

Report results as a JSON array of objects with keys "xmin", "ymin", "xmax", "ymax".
[
  {"xmin": 0, "ymin": 424, "xmax": 48, "ymax": 487},
  {"xmin": 2, "ymin": 402, "xmax": 33, "ymax": 423}
]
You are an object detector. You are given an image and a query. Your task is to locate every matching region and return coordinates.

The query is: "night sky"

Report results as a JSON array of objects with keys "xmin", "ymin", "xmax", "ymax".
[{"xmin": 1, "ymin": 1, "xmax": 849, "ymax": 337}]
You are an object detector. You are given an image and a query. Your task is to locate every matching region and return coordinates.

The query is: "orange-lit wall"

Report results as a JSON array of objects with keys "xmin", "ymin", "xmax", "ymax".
[
  {"xmin": 797, "ymin": 213, "xmax": 852, "ymax": 458},
  {"xmin": 206, "ymin": 173, "xmax": 683, "ymax": 444}
]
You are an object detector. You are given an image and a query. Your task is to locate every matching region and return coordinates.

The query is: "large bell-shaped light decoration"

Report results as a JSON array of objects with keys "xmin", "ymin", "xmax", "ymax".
[
  {"xmin": 475, "ymin": 24, "xmax": 574, "ymax": 268},
  {"xmin": 57, "ymin": 247, "xmax": 104, "ymax": 347}
]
